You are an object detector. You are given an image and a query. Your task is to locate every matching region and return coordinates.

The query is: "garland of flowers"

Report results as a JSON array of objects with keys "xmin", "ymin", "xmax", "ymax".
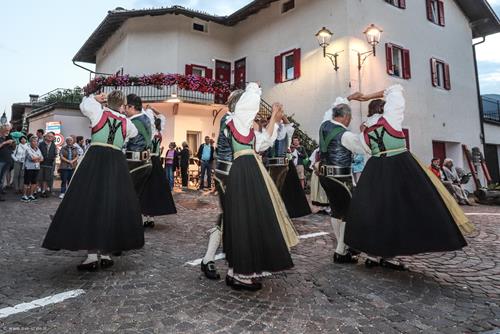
[{"xmin": 83, "ymin": 73, "xmax": 231, "ymax": 96}]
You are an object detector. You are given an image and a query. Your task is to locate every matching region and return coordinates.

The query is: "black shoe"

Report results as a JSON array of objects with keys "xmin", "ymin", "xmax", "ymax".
[
  {"xmin": 100, "ymin": 259, "xmax": 114, "ymax": 269},
  {"xmin": 348, "ymin": 248, "xmax": 361, "ymax": 256},
  {"xmin": 41, "ymin": 192, "xmax": 48, "ymax": 198},
  {"xmin": 333, "ymin": 252, "xmax": 358, "ymax": 264},
  {"xmin": 225, "ymin": 275, "xmax": 262, "ymax": 291},
  {"xmin": 380, "ymin": 259, "xmax": 406, "ymax": 271},
  {"xmin": 365, "ymin": 258, "xmax": 380, "ymax": 268},
  {"xmin": 112, "ymin": 251, "xmax": 122, "ymax": 256},
  {"xmin": 201, "ymin": 261, "xmax": 220, "ymax": 280},
  {"xmin": 77, "ymin": 261, "xmax": 99, "ymax": 271}
]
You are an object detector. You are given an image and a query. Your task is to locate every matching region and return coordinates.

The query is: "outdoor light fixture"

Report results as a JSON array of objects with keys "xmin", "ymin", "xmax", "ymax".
[
  {"xmin": 357, "ymin": 23, "xmax": 383, "ymax": 70},
  {"xmin": 166, "ymin": 93, "xmax": 182, "ymax": 103},
  {"xmin": 0, "ymin": 111, "xmax": 7, "ymax": 125},
  {"xmin": 315, "ymin": 26, "xmax": 342, "ymax": 71}
]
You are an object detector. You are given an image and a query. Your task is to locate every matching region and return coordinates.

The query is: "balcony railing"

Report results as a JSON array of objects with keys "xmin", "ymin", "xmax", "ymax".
[
  {"xmin": 100, "ymin": 84, "xmax": 215, "ymax": 105},
  {"xmin": 483, "ymin": 96, "xmax": 500, "ymax": 123}
]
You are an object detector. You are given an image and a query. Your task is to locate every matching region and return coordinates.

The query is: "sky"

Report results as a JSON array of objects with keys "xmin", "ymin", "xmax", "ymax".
[{"xmin": 0, "ymin": 0, "xmax": 499, "ymax": 120}]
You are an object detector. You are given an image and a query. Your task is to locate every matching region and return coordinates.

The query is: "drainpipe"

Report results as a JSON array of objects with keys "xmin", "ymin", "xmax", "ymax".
[{"xmin": 472, "ymin": 37, "xmax": 486, "ymax": 149}]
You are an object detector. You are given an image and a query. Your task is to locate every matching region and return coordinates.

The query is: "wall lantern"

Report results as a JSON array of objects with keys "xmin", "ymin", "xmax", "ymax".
[
  {"xmin": 0, "ymin": 111, "xmax": 7, "ymax": 125},
  {"xmin": 358, "ymin": 24, "xmax": 383, "ymax": 70},
  {"xmin": 315, "ymin": 27, "xmax": 342, "ymax": 71}
]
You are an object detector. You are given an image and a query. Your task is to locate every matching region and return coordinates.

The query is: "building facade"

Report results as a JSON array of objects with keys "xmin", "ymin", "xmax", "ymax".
[{"xmin": 73, "ymin": 0, "xmax": 499, "ymax": 175}]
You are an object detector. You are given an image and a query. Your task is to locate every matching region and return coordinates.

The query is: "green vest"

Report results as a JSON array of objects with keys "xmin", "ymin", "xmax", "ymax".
[
  {"xmin": 365, "ymin": 126, "xmax": 406, "ymax": 157},
  {"xmin": 131, "ymin": 118, "xmax": 152, "ymax": 150},
  {"xmin": 91, "ymin": 116, "xmax": 126, "ymax": 149}
]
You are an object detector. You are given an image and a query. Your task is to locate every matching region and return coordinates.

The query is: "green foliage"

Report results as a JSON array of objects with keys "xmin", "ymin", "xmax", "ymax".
[{"xmin": 43, "ymin": 87, "xmax": 83, "ymax": 104}]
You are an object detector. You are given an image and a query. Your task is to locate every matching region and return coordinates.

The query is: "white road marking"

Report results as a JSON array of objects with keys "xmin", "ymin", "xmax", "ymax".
[
  {"xmin": 186, "ymin": 231, "xmax": 330, "ymax": 266},
  {"xmin": 0, "ymin": 289, "xmax": 85, "ymax": 319},
  {"xmin": 465, "ymin": 213, "xmax": 500, "ymax": 216}
]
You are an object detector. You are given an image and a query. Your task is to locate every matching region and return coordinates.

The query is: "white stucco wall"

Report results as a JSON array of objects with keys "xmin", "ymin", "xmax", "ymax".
[
  {"xmin": 484, "ymin": 123, "xmax": 500, "ymax": 145},
  {"xmin": 28, "ymin": 109, "xmax": 92, "ymax": 141}
]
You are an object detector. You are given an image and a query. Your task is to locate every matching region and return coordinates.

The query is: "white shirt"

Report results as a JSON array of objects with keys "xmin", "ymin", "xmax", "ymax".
[
  {"xmin": 276, "ymin": 122, "xmax": 295, "ymax": 149},
  {"xmin": 12, "ymin": 143, "xmax": 28, "ymax": 162},
  {"xmin": 80, "ymin": 96, "xmax": 138, "ymax": 141},
  {"xmin": 255, "ymin": 123, "xmax": 279, "ymax": 153},
  {"xmin": 74, "ymin": 143, "xmax": 84, "ymax": 156},
  {"xmin": 330, "ymin": 120, "xmax": 366, "ymax": 155}
]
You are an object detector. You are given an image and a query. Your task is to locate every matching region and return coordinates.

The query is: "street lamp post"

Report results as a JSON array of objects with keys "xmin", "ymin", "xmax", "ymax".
[
  {"xmin": 315, "ymin": 27, "xmax": 343, "ymax": 71},
  {"xmin": 357, "ymin": 24, "xmax": 383, "ymax": 70}
]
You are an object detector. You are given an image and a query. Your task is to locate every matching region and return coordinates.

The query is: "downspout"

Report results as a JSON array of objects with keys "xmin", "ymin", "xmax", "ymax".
[{"xmin": 472, "ymin": 37, "xmax": 486, "ymax": 149}]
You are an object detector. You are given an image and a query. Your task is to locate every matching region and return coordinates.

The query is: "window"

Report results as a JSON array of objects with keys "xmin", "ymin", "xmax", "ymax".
[
  {"xmin": 430, "ymin": 58, "xmax": 451, "ymax": 90},
  {"xmin": 282, "ymin": 0, "xmax": 295, "ymax": 13},
  {"xmin": 385, "ymin": 0, "xmax": 406, "ymax": 9},
  {"xmin": 193, "ymin": 22, "xmax": 208, "ymax": 33},
  {"xmin": 185, "ymin": 64, "xmax": 213, "ymax": 79},
  {"xmin": 426, "ymin": 0, "xmax": 445, "ymax": 26},
  {"xmin": 385, "ymin": 43, "xmax": 411, "ymax": 79},
  {"xmin": 274, "ymin": 48, "xmax": 301, "ymax": 83}
]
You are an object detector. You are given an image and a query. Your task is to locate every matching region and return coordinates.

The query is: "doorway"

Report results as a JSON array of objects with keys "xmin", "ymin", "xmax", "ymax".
[
  {"xmin": 215, "ymin": 60, "xmax": 231, "ymax": 104},
  {"xmin": 234, "ymin": 58, "xmax": 246, "ymax": 89},
  {"xmin": 187, "ymin": 131, "xmax": 201, "ymax": 156},
  {"xmin": 485, "ymin": 144, "xmax": 500, "ymax": 183},
  {"xmin": 432, "ymin": 141, "xmax": 447, "ymax": 165}
]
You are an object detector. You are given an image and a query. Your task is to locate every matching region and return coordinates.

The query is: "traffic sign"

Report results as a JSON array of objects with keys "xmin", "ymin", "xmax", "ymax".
[
  {"xmin": 54, "ymin": 133, "xmax": 65, "ymax": 147},
  {"xmin": 46, "ymin": 121, "xmax": 61, "ymax": 134}
]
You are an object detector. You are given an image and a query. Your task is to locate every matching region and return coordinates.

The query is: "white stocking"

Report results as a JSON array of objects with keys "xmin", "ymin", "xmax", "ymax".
[
  {"xmin": 82, "ymin": 253, "xmax": 98, "ymax": 264},
  {"xmin": 202, "ymin": 227, "xmax": 222, "ymax": 264},
  {"xmin": 331, "ymin": 218, "xmax": 347, "ymax": 255}
]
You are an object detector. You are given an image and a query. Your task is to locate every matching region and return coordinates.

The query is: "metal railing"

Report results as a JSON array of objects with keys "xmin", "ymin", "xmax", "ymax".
[
  {"xmin": 101, "ymin": 84, "xmax": 215, "ymax": 105},
  {"xmin": 483, "ymin": 96, "xmax": 500, "ymax": 123}
]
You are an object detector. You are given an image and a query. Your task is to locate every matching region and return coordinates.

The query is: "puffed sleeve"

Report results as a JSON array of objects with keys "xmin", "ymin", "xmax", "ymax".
[
  {"xmin": 383, "ymin": 84, "xmax": 405, "ymax": 131},
  {"xmin": 125, "ymin": 118, "xmax": 138, "ymax": 141},
  {"xmin": 255, "ymin": 123, "xmax": 279, "ymax": 153},
  {"xmin": 80, "ymin": 96, "xmax": 103, "ymax": 127}
]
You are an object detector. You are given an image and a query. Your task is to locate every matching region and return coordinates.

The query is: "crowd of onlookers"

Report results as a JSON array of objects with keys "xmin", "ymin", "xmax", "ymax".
[
  {"xmin": 429, "ymin": 157, "xmax": 472, "ymax": 205},
  {"xmin": 0, "ymin": 124, "xmax": 89, "ymax": 202}
]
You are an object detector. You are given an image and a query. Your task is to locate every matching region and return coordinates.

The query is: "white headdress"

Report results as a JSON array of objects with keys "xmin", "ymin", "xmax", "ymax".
[
  {"xmin": 230, "ymin": 83, "xmax": 262, "ymax": 136},
  {"xmin": 322, "ymin": 97, "xmax": 350, "ymax": 123}
]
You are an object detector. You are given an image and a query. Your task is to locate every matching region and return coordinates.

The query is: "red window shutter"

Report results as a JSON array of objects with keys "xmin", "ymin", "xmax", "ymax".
[
  {"xmin": 402, "ymin": 49, "xmax": 411, "ymax": 79},
  {"xmin": 386, "ymin": 43, "xmax": 394, "ymax": 75},
  {"xmin": 399, "ymin": 0, "xmax": 406, "ymax": 9},
  {"xmin": 274, "ymin": 55, "xmax": 283, "ymax": 83},
  {"xmin": 426, "ymin": 0, "xmax": 434, "ymax": 22},
  {"xmin": 205, "ymin": 68, "xmax": 213, "ymax": 79},
  {"xmin": 438, "ymin": 0, "xmax": 445, "ymax": 26},
  {"xmin": 430, "ymin": 58, "xmax": 438, "ymax": 87},
  {"xmin": 293, "ymin": 48, "xmax": 301, "ymax": 79},
  {"xmin": 185, "ymin": 64, "xmax": 193, "ymax": 75},
  {"xmin": 444, "ymin": 63, "xmax": 451, "ymax": 90}
]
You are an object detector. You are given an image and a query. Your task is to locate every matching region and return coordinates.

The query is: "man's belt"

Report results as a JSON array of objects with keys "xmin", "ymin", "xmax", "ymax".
[
  {"xmin": 215, "ymin": 160, "xmax": 232, "ymax": 175},
  {"xmin": 319, "ymin": 165, "xmax": 352, "ymax": 177},
  {"xmin": 268, "ymin": 157, "xmax": 288, "ymax": 167},
  {"xmin": 125, "ymin": 151, "xmax": 150, "ymax": 162}
]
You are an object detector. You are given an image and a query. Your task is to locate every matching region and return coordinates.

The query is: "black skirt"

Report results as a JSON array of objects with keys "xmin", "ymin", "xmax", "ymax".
[
  {"xmin": 319, "ymin": 175, "xmax": 352, "ymax": 220},
  {"xmin": 139, "ymin": 156, "xmax": 177, "ymax": 216},
  {"xmin": 223, "ymin": 155, "xmax": 293, "ymax": 275},
  {"xmin": 42, "ymin": 145, "xmax": 144, "ymax": 253},
  {"xmin": 345, "ymin": 151, "xmax": 466, "ymax": 257},
  {"xmin": 281, "ymin": 161, "xmax": 311, "ymax": 218}
]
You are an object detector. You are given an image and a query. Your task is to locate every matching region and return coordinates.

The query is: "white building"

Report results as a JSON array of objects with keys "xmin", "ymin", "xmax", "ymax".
[{"xmin": 72, "ymin": 0, "xmax": 499, "ymax": 173}]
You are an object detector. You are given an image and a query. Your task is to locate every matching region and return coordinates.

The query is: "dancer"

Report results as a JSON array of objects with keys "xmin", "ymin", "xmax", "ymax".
[
  {"xmin": 223, "ymin": 83, "xmax": 298, "ymax": 291},
  {"xmin": 345, "ymin": 85, "xmax": 472, "ymax": 270},
  {"xmin": 318, "ymin": 98, "xmax": 366, "ymax": 264},
  {"xmin": 124, "ymin": 94, "xmax": 153, "ymax": 227},
  {"xmin": 200, "ymin": 90, "xmax": 244, "ymax": 280},
  {"xmin": 140, "ymin": 106, "xmax": 177, "ymax": 227},
  {"xmin": 42, "ymin": 91, "xmax": 144, "ymax": 271}
]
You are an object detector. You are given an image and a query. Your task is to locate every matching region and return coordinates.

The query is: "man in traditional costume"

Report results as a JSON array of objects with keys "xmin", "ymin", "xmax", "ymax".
[
  {"xmin": 200, "ymin": 90, "xmax": 244, "ymax": 280},
  {"xmin": 42, "ymin": 91, "xmax": 144, "ymax": 271},
  {"xmin": 345, "ymin": 85, "xmax": 472, "ymax": 270},
  {"xmin": 223, "ymin": 83, "xmax": 298, "ymax": 291},
  {"xmin": 140, "ymin": 106, "xmax": 177, "ymax": 227},
  {"xmin": 318, "ymin": 100, "xmax": 366, "ymax": 264},
  {"xmin": 124, "ymin": 94, "xmax": 153, "ymax": 227}
]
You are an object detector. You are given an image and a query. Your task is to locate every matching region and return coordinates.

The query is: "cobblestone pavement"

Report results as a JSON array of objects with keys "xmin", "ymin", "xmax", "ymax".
[{"xmin": 0, "ymin": 189, "xmax": 499, "ymax": 334}]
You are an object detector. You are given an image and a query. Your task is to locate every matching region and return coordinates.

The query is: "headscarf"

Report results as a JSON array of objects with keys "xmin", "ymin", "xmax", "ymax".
[
  {"xmin": 229, "ymin": 83, "xmax": 262, "ymax": 136},
  {"xmin": 322, "ymin": 97, "xmax": 350, "ymax": 123}
]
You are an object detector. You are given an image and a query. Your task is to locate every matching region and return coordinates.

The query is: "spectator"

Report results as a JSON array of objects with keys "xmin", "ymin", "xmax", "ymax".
[
  {"xmin": 0, "ymin": 124, "xmax": 15, "ymax": 200},
  {"xmin": 442, "ymin": 158, "xmax": 471, "ymax": 205},
  {"xmin": 74, "ymin": 136, "xmax": 85, "ymax": 157},
  {"xmin": 290, "ymin": 136, "xmax": 307, "ymax": 189},
  {"xmin": 352, "ymin": 153, "xmax": 365, "ymax": 184},
  {"xmin": 22, "ymin": 136, "xmax": 43, "ymax": 202},
  {"xmin": 180, "ymin": 142, "xmax": 190, "ymax": 189},
  {"xmin": 164, "ymin": 142, "xmax": 178, "ymax": 190},
  {"xmin": 38, "ymin": 131, "xmax": 57, "ymax": 197},
  {"xmin": 84, "ymin": 139, "xmax": 91, "ymax": 152},
  {"xmin": 36, "ymin": 129, "xmax": 45, "ymax": 144},
  {"xmin": 197, "ymin": 136, "xmax": 214, "ymax": 190},
  {"xmin": 11, "ymin": 135, "xmax": 28, "ymax": 193},
  {"xmin": 58, "ymin": 137, "xmax": 78, "ymax": 199},
  {"xmin": 428, "ymin": 158, "xmax": 442, "ymax": 179}
]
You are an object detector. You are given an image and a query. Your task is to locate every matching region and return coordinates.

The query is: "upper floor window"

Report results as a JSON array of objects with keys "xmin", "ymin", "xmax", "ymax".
[
  {"xmin": 430, "ymin": 58, "xmax": 451, "ymax": 90},
  {"xmin": 193, "ymin": 22, "xmax": 208, "ymax": 33},
  {"xmin": 385, "ymin": 43, "xmax": 411, "ymax": 79},
  {"xmin": 282, "ymin": 0, "xmax": 295, "ymax": 14},
  {"xmin": 426, "ymin": 0, "xmax": 445, "ymax": 26},
  {"xmin": 275, "ymin": 48, "xmax": 301, "ymax": 83},
  {"xmin": 385, "ymin": 0, "xmax": 406, "ymax": 9}
]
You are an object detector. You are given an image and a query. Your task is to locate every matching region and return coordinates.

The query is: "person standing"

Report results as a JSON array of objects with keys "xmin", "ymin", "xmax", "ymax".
[
  {"xmin": 179, "ymin": 142, "xmax": 190, "ymax": 189},
  {"xmin": 345, "ymin": 85, "xmax": 472, "ymax": 270},
  {"xmin": 290, "ymin": 136, "xmax": 307, "ymax": 189},
  {"xmin": 352, "ymin": 153, "xmax": 365, "ymax": 184},
  {"xmin": 12, "ymin": 135, "xmax": 28, "ymax": 193},
  {"xmin": 0, "ymin": 125, "xmax": 15, "ymax": 201},
  {"xmin": 22, "ymin": 136, "xmax": 43, "ymax": 202},
  {"xmin": 38, "ymin": 132, "xmax": 57, "ymax": 197},
  {"xmin": 197, "ymin": 136, "xmax": 214, "ymax": 190},
  {"xmin": 74, "ymin": 136, "xmax": 85, "ymax": 158},
  {"xmin": 43, "ymin": 91, "xmax": 143, "ymax": 271},
  {"xmin": 164, "ymin": 142, "xmax": 177, "ymax": 190},
  {"xmin": 36, "ymin": 129, "xmax": 45, "ymax": 144},
  {"xmin": 58, "ymin": 137, "xmax": 78, "ymax": 199}
]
